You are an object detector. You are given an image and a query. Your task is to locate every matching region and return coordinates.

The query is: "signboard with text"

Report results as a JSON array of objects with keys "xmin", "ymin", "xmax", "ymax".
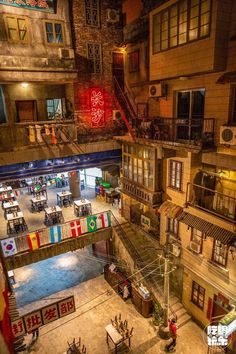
[
  {"xmin": 11, "ymin": 296, "xmax": 75, "ymax": 338},
  {"xmin": 0, "ymin": 0, "xmax": 56, "ymax": 13},
  {"xmin": 141, "ymin": 215, "xmax": 151, "ymax": 231}
]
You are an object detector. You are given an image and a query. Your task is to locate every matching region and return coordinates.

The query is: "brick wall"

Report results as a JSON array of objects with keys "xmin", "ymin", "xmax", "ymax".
[{"xmin": 71, "ymin": 0, "xmax": 126, "ymax": 139}]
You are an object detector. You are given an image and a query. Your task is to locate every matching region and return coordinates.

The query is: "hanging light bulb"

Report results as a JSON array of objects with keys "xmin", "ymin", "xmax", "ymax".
[{"xmin": 21, "ymin": 82, "xmax": 29, "ymax": 88}]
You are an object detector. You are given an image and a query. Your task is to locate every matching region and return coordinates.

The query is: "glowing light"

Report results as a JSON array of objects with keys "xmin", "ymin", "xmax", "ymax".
[{"xmin": 21, "ymin": 82, "xmax": 29, "ymax": 88}]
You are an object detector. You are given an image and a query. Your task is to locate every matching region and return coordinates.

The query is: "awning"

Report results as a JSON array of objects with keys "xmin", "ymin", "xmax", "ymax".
[
  {"xmin": 216, "ymin": 71, "xmax": 236, "ymax": 84},
  {"xmin": 158, "ymin": 201, "xmax": 183, "ymax": 218},
  {"xmin": 177, "ymin": 212, "xmax": 236, "ymax": 245}
]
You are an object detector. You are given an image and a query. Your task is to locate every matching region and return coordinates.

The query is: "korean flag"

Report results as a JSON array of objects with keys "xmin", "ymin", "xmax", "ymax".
[{"xmin": 1, "ymin": 238, "xmax": 17, "ymax": 257}]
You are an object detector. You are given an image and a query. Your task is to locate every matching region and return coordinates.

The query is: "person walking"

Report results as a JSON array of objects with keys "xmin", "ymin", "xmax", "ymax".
[{"xmin": 166, "ymin": 319, "xmax": 177, "ymax": 352}]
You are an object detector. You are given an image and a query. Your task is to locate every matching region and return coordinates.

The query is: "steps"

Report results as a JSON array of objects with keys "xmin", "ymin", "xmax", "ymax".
[
  {"xmin": 8, "ymin": 292, "xmax": 26, "ymax": 352},
  {"xmin": 114, "ymin": 222, "xmax": 192, "ymax": 328}
]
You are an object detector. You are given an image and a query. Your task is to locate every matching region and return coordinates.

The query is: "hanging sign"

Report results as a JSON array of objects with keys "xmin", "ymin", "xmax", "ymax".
[
  {"xmin": 141, "ymin": 215, "xmax": 151, "ymax": 231},
  {"xmin": 0, "ymin": 0, "xmax": 56, "ymax": 13},
  {"xmin": 11, "ymin": 296, "xmax": 75, "ymax": 338},
  {"xmin": 89, "ymin": 88, "xmax": 105, "ymax": 127}
]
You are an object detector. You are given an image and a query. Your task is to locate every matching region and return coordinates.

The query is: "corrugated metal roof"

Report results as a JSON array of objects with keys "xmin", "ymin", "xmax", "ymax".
[{"xmin": 177, "ymin": 212, "xmax": 236, "ymax": 245}]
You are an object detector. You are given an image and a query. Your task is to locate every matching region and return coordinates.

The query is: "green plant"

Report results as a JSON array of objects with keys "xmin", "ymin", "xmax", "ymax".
[{"xmin": 152, "ymin": 301, "xmax": 164, "ymax": 326}]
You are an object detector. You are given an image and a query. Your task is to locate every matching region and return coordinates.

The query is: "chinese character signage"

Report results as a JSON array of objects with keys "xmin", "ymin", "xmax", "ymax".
[
  {"xmin": 90, "ymin": 88, "xmax": 105, "ymax": 127},
  {"xmin": 207, "ymin": 325, "xmax": 228, "ymax": 347},
  {"xmin": 0, "ymin": 0, "xmax": 56, "ymax": 13},
  {"xmin": 11, "ymin": 296, "xmax": 75, "ymax": 337}
]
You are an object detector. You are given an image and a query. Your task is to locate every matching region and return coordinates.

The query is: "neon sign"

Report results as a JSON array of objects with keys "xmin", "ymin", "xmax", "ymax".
[{"xmin": 90, "ymin": 88, "xmax": 105, "ymax": 127}]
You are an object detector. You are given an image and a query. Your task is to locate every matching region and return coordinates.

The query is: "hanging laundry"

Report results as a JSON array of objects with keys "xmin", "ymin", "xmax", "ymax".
[
  {"xmin": 29, "ymin": 125, "xmax": 36, "ymax": 143},
  {"xmin": 44, "ymin": 124, "xmax": 51, "ymax": 135},
  {"xmin": 35, "ymin": 125, "xmax": 43, "ymax": 143},
  {"xmin": 51, "ymin": 125, "xmax": 57, "ymax": 144}
]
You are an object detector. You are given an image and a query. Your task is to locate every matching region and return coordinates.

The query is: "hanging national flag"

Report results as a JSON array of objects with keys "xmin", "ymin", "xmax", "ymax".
[
  {"xmin": 1, "ymin": 238, "xmax": 17, "ymax": 257},
  {"xmin": 27, "ymin": 232, "xmax": 40, "ymax": 251},
  {"xmin": 50, "ymin": 225, "xmax": 61, "ymax": 243},
  {"xmin": 80, "ymin": 217, "xmax": 88, "ymax": 234},
  {"xmin": 98, "ymin": 212, "xmax": 111, "ymax": 228},
  {"xmin": 70, "ymin": 221, "xmax": 81, "ymax": 238},
  {"xmin": 87, "ymin": 215, "xmax": 97, "ymax": 233}
]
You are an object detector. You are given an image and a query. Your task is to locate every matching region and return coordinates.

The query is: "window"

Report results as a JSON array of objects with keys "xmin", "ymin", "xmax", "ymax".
[
  {"xmin": 231, "ymin": 87, "xmax": 236, "ymax": 124},
  {"xmin": 191, "ymin": 281, "xmax": 205, "ymax": 309},
  {"xmin": 177, "ymin": 89, "xmax": 205, "ymax": 140},
  {"xmin": 167, "ymin": 217, "xmax": 178, "ymax": 236},
  {"xmin": 128, "ymin": 50, "xmax": 139, "ymax": 72},
  {"xmin": 85, "ymin": 0, "xmax": 100, "ymax": 27},
  {"xmin": 4, "ymin": 15, "xmax": 28, "ymax": 43},
  {"xmin": 46, "ymin": 99, "xmax": 65, "ymax": 120},
  {"xmin": 191, "ymin": 228, "xmax": 203, "ymax": 252},
  {"xmin": 123, "ymin": 143, "xmax": 155, "ymax": 190},
  {"xmin": 153, "ymin": 0, "xmax": 211, "ymax": 53},
  {"xmin": 87, "ymin": 43, "xmax": 102, "ymax": 74},
  {"xmin": 0, "ymin": 86, "xmax": 7, "ymax": 124},
  {"xmin": 169, "ymin": 160, "xmax": 182, "ymax": 190},
  {"xmin": 212, "ymin": 240, "xmax": 228, "ymax": 267},
  {"xmin": 44, "ymin": 21, "xmax": 63, "ymax": 45},
  {"xmin": 15, "ymin": 101, "xmax": 37, "ymax": 122}
]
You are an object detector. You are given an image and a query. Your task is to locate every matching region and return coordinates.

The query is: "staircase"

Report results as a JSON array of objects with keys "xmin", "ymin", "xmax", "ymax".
[{"xmin": 113, "ymin": 221, "xmax": 191, "ymax": 328}]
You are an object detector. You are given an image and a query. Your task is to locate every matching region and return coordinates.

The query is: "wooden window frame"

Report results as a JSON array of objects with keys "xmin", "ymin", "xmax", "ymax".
[
  {"xmin": 84, "ymin": 0, "xmax": 100, "ymax": 27},
  {"xmin": 191, "ymin": 280, "xmax": 205, "ymax": 310},
  {"xmin": 169, "ymin": 159, "xmax": 183, "ymax": 191},
  {"xmin": 4, "ymin": 14, "xmax": 29, "ymax": 44},
  {"xmin": 191, "ymin": 228, "xmax": 203, "ymax": 253},
  {"xmin": 230, "ymin": 86, "xmax": 236, "ymax": 125},
  {"xmin": 87, "ymin": 43, "xmax": 102, "ymax": 74},
  {"xmin": 167, "ymin": 217, "xmax": 179, "ymax": 236},
  {"xmin": 212, "ymin": 239, "xmax": 228, "ymax": 268},
  {"xmin": 152, "ymin": 0, "xmax": 211, "ymax": 54},
  {"xmin": 128, "ymin": 50, "xmax": 140, "ymax": 73},
  {"xmin": 43, "ymin": 20, "xmax": 64, "ymax": 46}
]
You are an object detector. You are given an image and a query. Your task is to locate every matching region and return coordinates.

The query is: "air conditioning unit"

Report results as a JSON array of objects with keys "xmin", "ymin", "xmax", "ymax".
[
  {"xmin": 168, "ymin": 234, "xmax": 178, "ymax": 244},
  {"xmin": 113, "ymin": 110, "xmax": 121, "ymax": 120},
  {"xmin": 220, "ymin": 126, "xmax": 236, "ymax": 145},
  {"xmin": 171, "ymin": 243, "xmax": 181, "ymax": 257},
  {"xmin": 59, "ymin": 48, "xmax": 75, "ymax": 59},
  {"xmin": 190, "ymin": 241, "xmax": 201, "ymax": 254},
  {"xmin": 149, "ymin": 83, "xmax": 167, "ymax": 98},
  {"xmin": 107, "ymin": 9, "xmax": 120, "ymax": 23}
]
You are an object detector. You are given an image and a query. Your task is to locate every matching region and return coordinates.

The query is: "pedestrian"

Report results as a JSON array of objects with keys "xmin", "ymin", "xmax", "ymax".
[{"xmin": 166, "ymin": 319, "xmax": 177, "ymax": 352}]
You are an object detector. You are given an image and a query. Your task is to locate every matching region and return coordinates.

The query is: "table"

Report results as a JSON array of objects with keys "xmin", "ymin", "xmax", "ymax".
[
  {"xmin": 7, "ymin": 211, "xmax": 27, "ymax": 234},
  {"xmin": 3, "ymin": 200, "xmax": 20, "ymax": 218},
  {"xmin": 31, "ymin": 196, "xmax": 48, "ymax": 212},
  {"xmin": 74, "ymin": 199, "xmax": 92, "ymax": 217},
  {"xmin": 57, "ymin": 191, "xmax": 72, "ymax": 207},
  {"xmin": 0, "ymin": 186, "xmax": 12, "ymax": 194},
  {"xmin": 44, "ymin": 206, "xmax": 63, "ymax": 226},
  {"xmin": 105, "ymin": 324, "xmax": 132, "ymax": 354},
  {"xmin": 105, "ymin": 189, "xmax": 120, "ymax": 206},
  {"xmin": 1, "ymin": 193, "xmax": 16, "ymax": 207}
]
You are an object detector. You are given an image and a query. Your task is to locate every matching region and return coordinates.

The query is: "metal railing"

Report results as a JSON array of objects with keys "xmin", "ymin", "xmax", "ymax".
[
  {"xmin": 187, "ymin": 183, "xmax": 236, "ymax": 222},
  {"xmin": 135, "ymin": 117, "xmax": 215, "ymax": 147}
]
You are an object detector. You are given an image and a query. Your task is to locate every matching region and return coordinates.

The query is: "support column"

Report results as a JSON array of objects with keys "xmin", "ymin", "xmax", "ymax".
[{"xmin": 69, "ymin": 171, "xmax": 81, "ymax": 199}]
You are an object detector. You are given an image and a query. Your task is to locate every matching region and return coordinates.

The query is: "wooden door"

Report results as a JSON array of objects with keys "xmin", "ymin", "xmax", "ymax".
[
  {"xmin": 16, "ymin": 100, "xmax": 37, "ymax": 122},
  {"xmin": 112, "ymin": 52, "xmax": 124, "ymax": 90}
]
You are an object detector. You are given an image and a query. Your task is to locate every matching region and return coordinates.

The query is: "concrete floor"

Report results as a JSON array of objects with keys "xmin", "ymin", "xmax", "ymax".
[{"xmin": 19, "ymin": 275, "xmax": 208, "ymax": 354}]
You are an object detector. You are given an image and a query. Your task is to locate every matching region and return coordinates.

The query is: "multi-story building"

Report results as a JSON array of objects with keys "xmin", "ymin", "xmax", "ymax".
[{"xmin": 116, "ymin": 1, "xmax": 236, "ymax": 351}]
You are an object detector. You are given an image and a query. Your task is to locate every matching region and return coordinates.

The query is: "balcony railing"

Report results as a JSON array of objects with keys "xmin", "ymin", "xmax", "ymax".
[
  {"xmin": 186, "ymin": 183, "xmax": 236, "ymax": 222},
  {"xmin": 135, "ymin": 117, "xmax": 215, "ymax": 148},
  {"xmin": 121, "ymin": 177, "xmax": 162, "ymax": 207},
  {"xmin": 0, "ymin": 120, "xmax": 76, "ymax": 152}
]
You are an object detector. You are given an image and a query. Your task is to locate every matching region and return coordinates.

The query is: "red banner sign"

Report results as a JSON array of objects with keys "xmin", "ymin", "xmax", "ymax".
[{"xmin": 90, "ymin": 88, "xmax": 105, "ymax": 127}]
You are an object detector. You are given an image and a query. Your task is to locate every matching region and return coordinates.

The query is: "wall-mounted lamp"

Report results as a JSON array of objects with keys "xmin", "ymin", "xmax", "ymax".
[
  {"xmin": 21, "ymin": 82, "xmax": 29, "ymax": 88},
  {"xmin": 179, "ymin": 76, "xmax": 189, "ymax": 81}
]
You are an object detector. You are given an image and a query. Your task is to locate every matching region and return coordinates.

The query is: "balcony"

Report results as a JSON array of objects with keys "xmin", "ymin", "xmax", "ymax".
[
  {"xmin": 121, "ymin": 177, "xmax": 162, "ymax": 207},
  {"xmin": 186, "ymin": 183, "xmax": 236, "ymax": 223},
  {"xmin": 123, "ymin": 17, "xmax": 149, "ymax": 44},
  {"xmin": 135, "ymin": 117, "xmax": 215, "ymax": 149},
  {"xmin": 0, "ymin": 120, "xmax": 77, "ymax": 153}
]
